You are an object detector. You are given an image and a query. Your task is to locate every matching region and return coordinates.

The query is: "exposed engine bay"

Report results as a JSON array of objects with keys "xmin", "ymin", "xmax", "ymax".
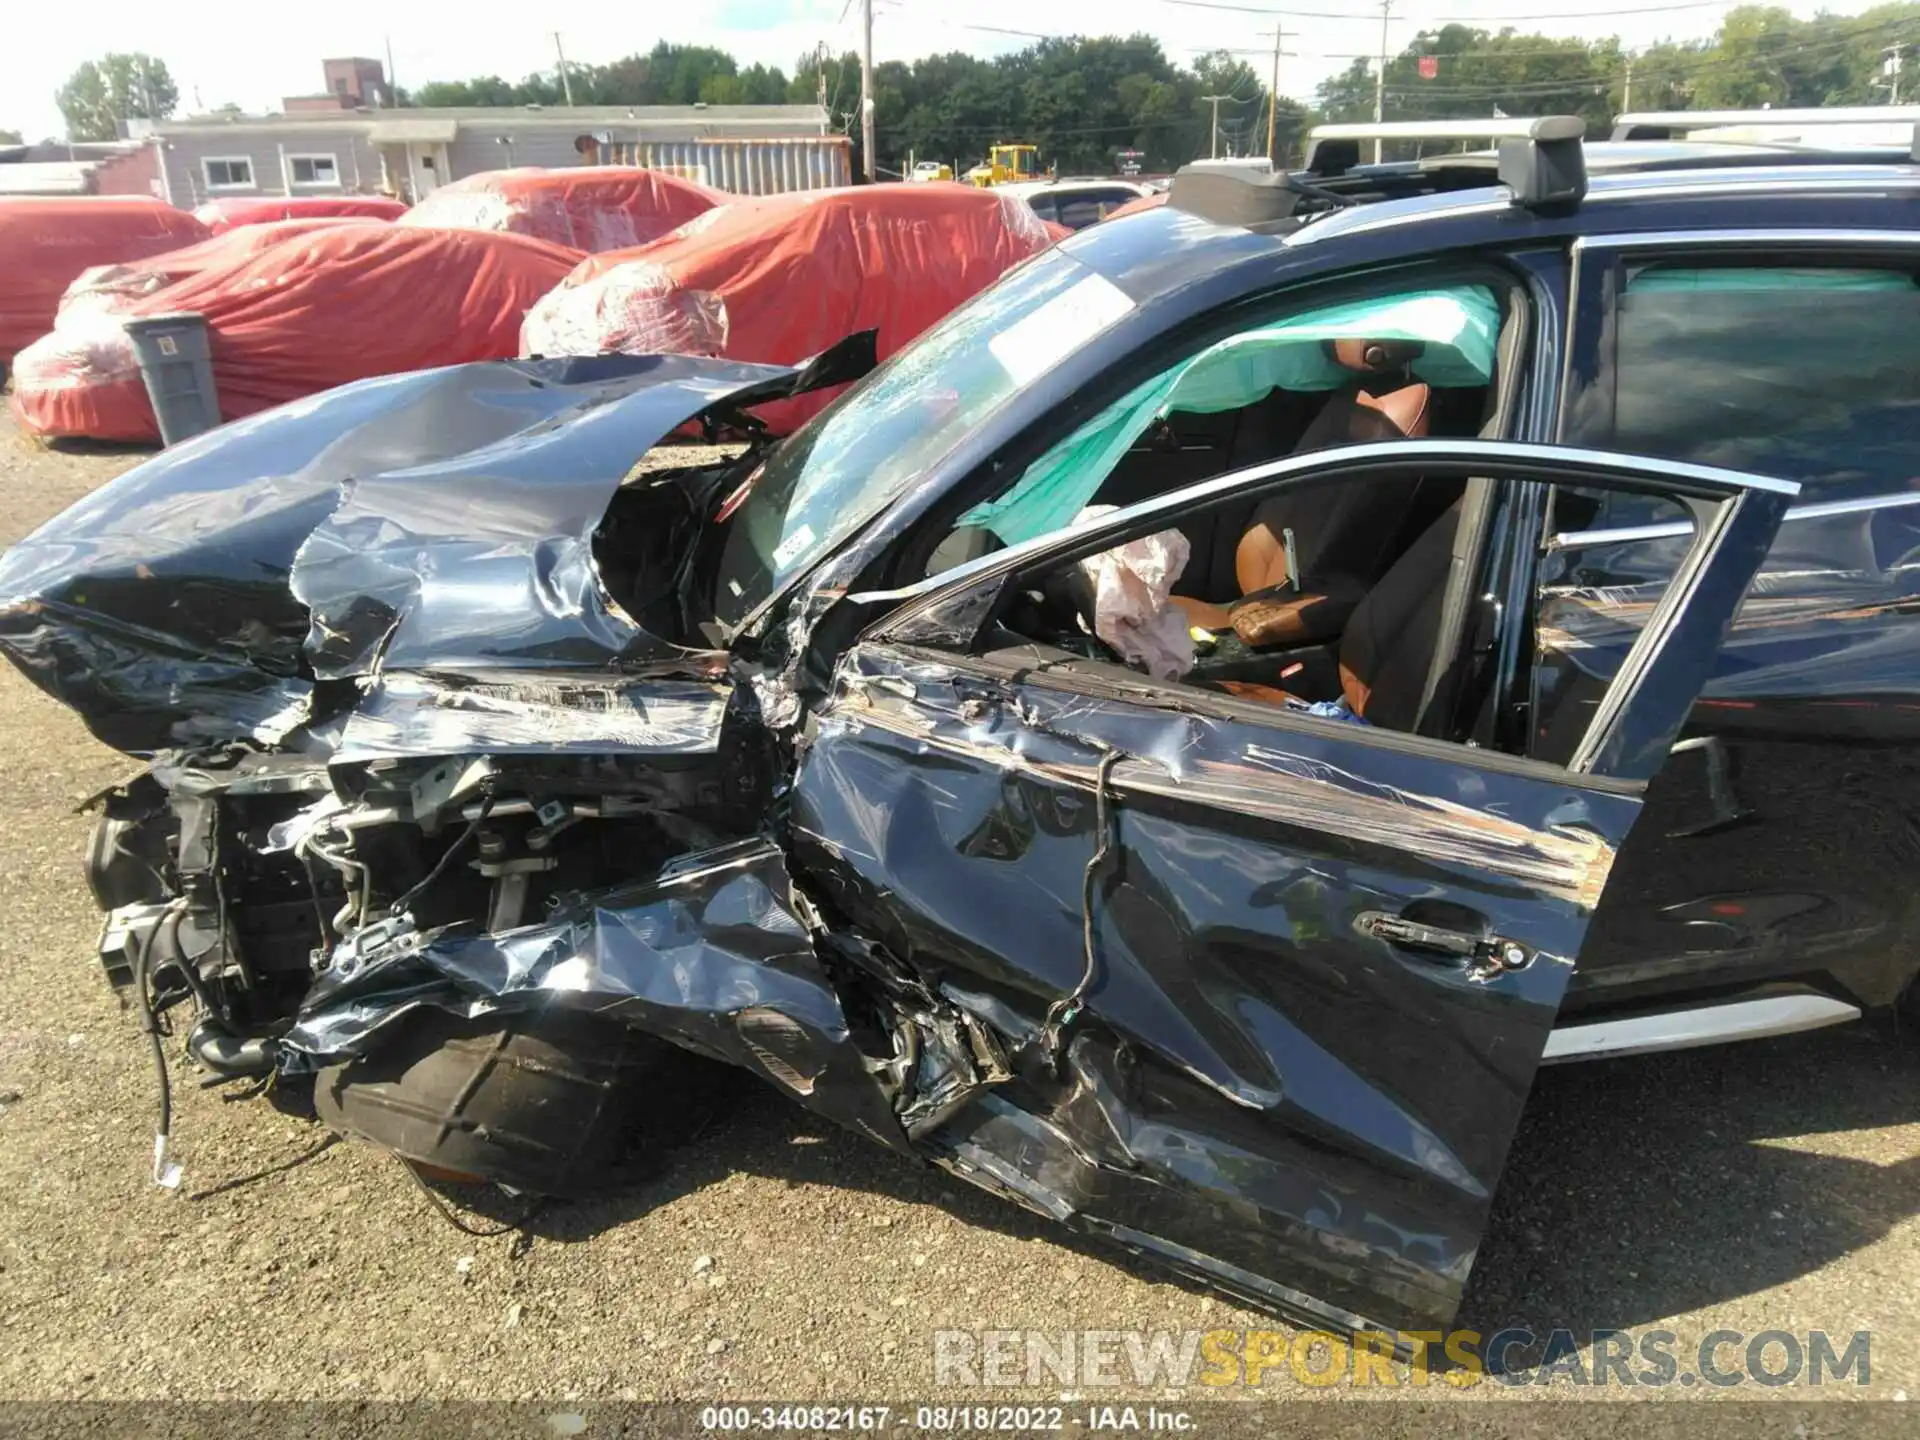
[{"xmin": 11, "ymin": 344, "xmax": 1029, "ymax": 1216}]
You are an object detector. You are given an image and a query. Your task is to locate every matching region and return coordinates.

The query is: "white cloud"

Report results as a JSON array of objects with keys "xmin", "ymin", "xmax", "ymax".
[{"xmin": 0, "ymin": 0, "xmax": 1873, "ymax": 144}]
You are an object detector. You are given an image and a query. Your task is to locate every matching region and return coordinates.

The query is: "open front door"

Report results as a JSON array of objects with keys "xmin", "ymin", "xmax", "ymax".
[{"xmin": 784, "ymin": 442, "xmax": 1793, "ymax": 1337}]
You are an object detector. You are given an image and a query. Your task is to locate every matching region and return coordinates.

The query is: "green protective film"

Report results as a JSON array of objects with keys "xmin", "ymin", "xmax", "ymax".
[{"xmin": 963, "ymin": 285, "xmax": 1500, "ymax": 546}]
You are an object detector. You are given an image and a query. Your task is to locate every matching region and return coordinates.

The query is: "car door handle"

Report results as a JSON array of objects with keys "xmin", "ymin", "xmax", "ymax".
[{"xmin": 1354, "ymin": 910, "xmax": 1533, "ymax": 974}]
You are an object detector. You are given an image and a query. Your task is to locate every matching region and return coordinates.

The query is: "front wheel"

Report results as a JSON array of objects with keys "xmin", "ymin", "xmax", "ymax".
[{"xmin": 314, "ymin": 1006, "xmax": 708, "ymax": 1197}]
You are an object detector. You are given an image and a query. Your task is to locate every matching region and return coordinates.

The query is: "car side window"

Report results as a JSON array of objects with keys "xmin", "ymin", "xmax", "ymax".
[
  {"xmin": 1054, "ymin": 197, "xmax": 1105, "ymax": 230},
  {"xmin": 917, "ymin": 280, "xmax": 1507, "ymax": 616},
  {"xmin": 1529, "ymin": 488, "xmax": 1695, "ymax": 766},
  {"xmin": 930, "ymin": 466, "xmax": 1721, "ymax": 765},
  {"xmin": 1567, "ymin": 258, "xmax": 1920, "ymax": 524},
  {"xmin": 1055, "ymin": 190, "xmax": 1140, "ymax": 229}
]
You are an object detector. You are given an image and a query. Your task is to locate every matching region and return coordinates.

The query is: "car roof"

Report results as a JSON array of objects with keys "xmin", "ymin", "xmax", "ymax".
[
  {"xmin": 1407, "ymin": 139, "xmax": 1852, "ymax": 170},
  {"xmin": 1285, "ymin": 157, "xmax": 1920, "ymax": 248},
  {"xmin": 998, "ymin": 178, "xmax": 1148, "ymax": 198}
]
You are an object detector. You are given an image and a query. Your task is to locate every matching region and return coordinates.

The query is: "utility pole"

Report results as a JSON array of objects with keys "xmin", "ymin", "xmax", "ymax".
[
  {"xmin": 553, "ymin": 32, "xmax": 575, "ymax": 107},
  {"xmin": 860, "ymin": 0, "xmax": 877, "ymax": 182},
  {"xmin": 1622, "ymin": 52, "xmax": 1634, "ymax": 113},
  {"xmin": 816, "ymin": 42, "xmax": 829, "ymax": 112},
  {"xmin": 1203, "ymin": 94, "xmax": 1231, "ymax": 158},
  {"xmin": 1880, "ymin": 43, "xmax": 1905, "ymax": 105},
  {"xmin": 385, "ymin": 35, "xmax": 399, "ymax": 105},
  {"xmin": 1373, "ymin": 0, "xmax": 1392, "ymax": 163},
  {"xmin": 1266, "ymin": 21, "xmax": 1285, "ymax": 165}
]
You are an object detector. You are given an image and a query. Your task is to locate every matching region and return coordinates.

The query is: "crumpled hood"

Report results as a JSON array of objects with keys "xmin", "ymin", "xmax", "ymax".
[{"xmin": 0, "ymin": 353, "xmax": 797, "ymax": 755}]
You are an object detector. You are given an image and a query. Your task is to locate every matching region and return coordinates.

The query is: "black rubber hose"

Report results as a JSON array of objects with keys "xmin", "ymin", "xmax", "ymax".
[
  {"xmin": 388, "ymin": 801, "xmax": 491, "ymax": 918},
  {"xmin": 155, "ymin": 904, "xmax": 213, "ymax": 1016},
  {"xmin": 186, "ymin": 1018, "xmax": 280, "ymax": 1079},
  {"xmin": 1041, "ymin": 748, "xmax": 1123, "ymax": 1070},
  {"xmin": 131, "ymin": 907, "xmax": 172, "ymax": 1148}
]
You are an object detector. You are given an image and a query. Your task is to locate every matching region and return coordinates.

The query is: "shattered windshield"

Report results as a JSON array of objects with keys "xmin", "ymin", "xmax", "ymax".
[{"xmin": 704, "ymin": 245, "xmax": 1135, "ymax": 634}]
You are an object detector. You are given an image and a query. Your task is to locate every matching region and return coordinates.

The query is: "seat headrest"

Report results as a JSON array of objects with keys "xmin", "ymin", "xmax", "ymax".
[
  {"xmin": 1327, "ymin": 337, "xmax": 1426, "ymax": 374},
  {"xmin": 1292, "ymin": 381, "xmax": 1432, "ymax": 454}
]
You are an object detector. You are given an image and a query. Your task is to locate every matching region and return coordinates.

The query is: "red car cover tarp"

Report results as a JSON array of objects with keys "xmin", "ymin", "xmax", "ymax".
[
  {"xmin": 11, "ymin": 224, "xmax": 581, "ymax": 443},
  {"xmin": 58, "ymin": 218, "xmax": 376, "ymax": 320},
  {"xmin": 0, "ymin": 196, "xmax": 208, "ymax": 364},
  {"xmin": 519, "ymin": 183, "xmax": 1059, "ymax": 431},
  {"xmin": 399, "ymin": 167, "xmax": 723, "ymax": 253},
  {"xmin": 193, "ymin": 195, "xmax": 407, "ymax": 232}
]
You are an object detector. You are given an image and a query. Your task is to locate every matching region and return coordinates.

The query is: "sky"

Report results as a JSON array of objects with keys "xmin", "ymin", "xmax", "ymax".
[{"xmin": 0, "ymin": 0, "xmax": 1881, "ymax": 143}]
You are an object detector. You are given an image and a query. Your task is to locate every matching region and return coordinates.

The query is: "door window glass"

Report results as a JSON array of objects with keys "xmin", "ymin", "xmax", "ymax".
[
  {"xmin": 1571, "ymin": 260, "xmax": 1920, "ymax": 512},
  {"xmin": 1529, "ymin": 488, "xmax": 1695, "ymax": 765}
]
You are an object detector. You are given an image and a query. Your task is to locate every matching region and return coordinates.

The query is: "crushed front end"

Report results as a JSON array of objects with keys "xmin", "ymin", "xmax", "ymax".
[{"xmin": 0, "ymin": 343, "xmax": 1006, "ymax": 1198}]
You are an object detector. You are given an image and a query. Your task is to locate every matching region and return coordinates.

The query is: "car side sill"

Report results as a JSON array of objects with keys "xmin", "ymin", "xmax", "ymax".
[{"xmin": 1540, "ymin": 993, "xmax": 1861, "ymax": 1063}]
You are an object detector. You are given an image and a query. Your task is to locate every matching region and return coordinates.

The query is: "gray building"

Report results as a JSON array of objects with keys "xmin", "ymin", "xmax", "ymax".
[{"xmin": 128, "ymin": 103, "xmax": 836, "ymax": 206}]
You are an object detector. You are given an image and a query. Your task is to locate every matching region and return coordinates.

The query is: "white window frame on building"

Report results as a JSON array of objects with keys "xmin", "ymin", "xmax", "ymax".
[
  {"xmin": 202, "ymin": 156, "xmax": 255, "ymax": 191},
  {"xmin": 288, "ymin": 152, "xmax": 341, "ymax": 188}
]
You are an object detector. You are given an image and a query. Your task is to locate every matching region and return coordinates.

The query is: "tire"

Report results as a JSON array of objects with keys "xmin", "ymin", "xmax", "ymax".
[{"xmin": 314, "ymin": 1006, "xmax": 696, "ymax": 1197}]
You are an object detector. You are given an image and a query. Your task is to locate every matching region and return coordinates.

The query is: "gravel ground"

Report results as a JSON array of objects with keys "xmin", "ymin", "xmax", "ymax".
[{"xmin": 0, "ymin": 405, "xmax": 1915, "ymax": 1409}]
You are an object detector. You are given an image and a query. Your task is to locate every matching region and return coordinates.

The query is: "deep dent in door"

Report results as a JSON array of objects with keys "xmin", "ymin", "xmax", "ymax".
[{"xmin": 277, "ymin": 629, "xmax": 1629, "ymax": 1336}]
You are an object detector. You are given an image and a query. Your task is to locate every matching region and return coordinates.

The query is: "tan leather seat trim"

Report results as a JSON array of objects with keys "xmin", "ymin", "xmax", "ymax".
[
  {"xmin": 1216, "ymin": 680, "xmax": 1297, "ymax": 707},
  {"xmin": 1229, "ymin": 592, "xmax": 1334, "ymax": 648},
  {"xmin": 1170, "ymin": 594, "xmax": 1234, "ymax": 631},
  {"xmin": 1340, "ymin": 661, "xmax": 1372, "ymax": 717}
]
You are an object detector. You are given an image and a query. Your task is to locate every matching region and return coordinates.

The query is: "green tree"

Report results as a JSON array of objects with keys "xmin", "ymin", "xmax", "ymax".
[
  {"xmin": 1318, "ymin": 25, "xmax": 1620, "ymax": 149},
  {"xmin": 56, "ymin": 52, "xmax": 178, "ymax": 141},
  {"xmin": 0, "ymin": 128, "xmax": 22, "ymax": 145},
  {"xmin": 1689, "ymin": 5, "xmax": 1800, "ymax": 107},
  {"xmin": 403, "ymin": 12, "xmax": 1920, "ymax": 174}
]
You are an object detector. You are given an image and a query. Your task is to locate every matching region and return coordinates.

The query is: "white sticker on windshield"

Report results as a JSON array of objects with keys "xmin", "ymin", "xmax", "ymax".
[
  {"xmin": 987, "ymin": 273, "xmax": 1136, "ymax": 388},
  {"xmin": 772, "ymin": 523, "xmax": 817, "ymax": 569}
]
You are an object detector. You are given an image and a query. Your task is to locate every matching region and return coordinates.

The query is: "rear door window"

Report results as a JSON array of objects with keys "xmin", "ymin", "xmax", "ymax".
[
  {"xmin": 1566, "ymin": 259, "xmax": 1920, "ymax": 506},
  {"xmin": 1539, "ymin": 253, "xmax": 1920, "ymax": 761}
]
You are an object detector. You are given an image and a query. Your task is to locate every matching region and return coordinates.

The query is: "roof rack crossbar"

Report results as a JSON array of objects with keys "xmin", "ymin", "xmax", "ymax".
[
  {"xmin": 1496, "ymin": 116, "xmax": 1587, "ymax": 213},
  {"xmin": 1612, "ymin": 106, "xmax": 1920, "ymax": 161},
  {"xmin": 1303, "ymin": 114, "xmax": 1587, "ymax": 211}
]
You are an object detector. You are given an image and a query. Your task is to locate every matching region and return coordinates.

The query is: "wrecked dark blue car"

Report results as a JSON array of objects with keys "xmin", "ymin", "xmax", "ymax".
[{"xmin": 4, "ymin": 122, "xmax": 1919, "ymax": 1342}]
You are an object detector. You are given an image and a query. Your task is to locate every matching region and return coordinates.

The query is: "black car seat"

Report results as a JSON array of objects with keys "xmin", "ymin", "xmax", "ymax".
[
  {"xmin": 1220, "ymin": 499, "xmax": 1460, "ymax": 734},
  {"xmin": 1173, "ymin": 341, "xmax": 1437, "ymax": 640}
]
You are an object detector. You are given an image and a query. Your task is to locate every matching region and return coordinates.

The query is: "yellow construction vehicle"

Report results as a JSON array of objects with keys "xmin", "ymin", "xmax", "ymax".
[{"xmin": 967, "ymin": 144, "xmax": 1044, "ymax": 187}]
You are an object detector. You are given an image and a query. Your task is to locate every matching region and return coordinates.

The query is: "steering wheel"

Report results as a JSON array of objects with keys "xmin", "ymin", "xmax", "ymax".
[{"xmin": 1031, "ymin": 563, "xmax": 1131, "ymax": 667}]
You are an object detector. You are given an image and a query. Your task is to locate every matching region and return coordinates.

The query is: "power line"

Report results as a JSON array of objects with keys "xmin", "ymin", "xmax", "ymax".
[
  {"xmin": 977, "ymin": 10, "xmax": 1920, "ymax": 92},
  {"xmin": 880, "ymin": 5, "xmax": 1920, "ymax": 149},
  {"xmin": 1160, "ymin": 0, "xmax": 1735, "ymax": 16},
  {"xmin": 1360, "ymin": 15, "xmax": 1920, "ymax": 99}
]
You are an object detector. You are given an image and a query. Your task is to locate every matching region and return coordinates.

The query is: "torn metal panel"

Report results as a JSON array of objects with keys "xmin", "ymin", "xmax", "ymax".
[
  {"xmin": 289, "ymin": 358, "xmax": 789, "ymax": 680},
  {"xmin": 333, "ymin": 670, "xmax": 732, "ymax": 762},
  {"xmin": 824, "ymin": 644, "xmax": 1624, "ymax": 909},
  {"xmin": 280, "ymin": 839, "xmax": 915, "ymax": 1156},
  {"xmin": 783, "ymin": 638, "xmax": 1646, "ymax": 1334},
  {"xmin": 0, "ymin": 355, "xmax": 793, "ymax": 752}
]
